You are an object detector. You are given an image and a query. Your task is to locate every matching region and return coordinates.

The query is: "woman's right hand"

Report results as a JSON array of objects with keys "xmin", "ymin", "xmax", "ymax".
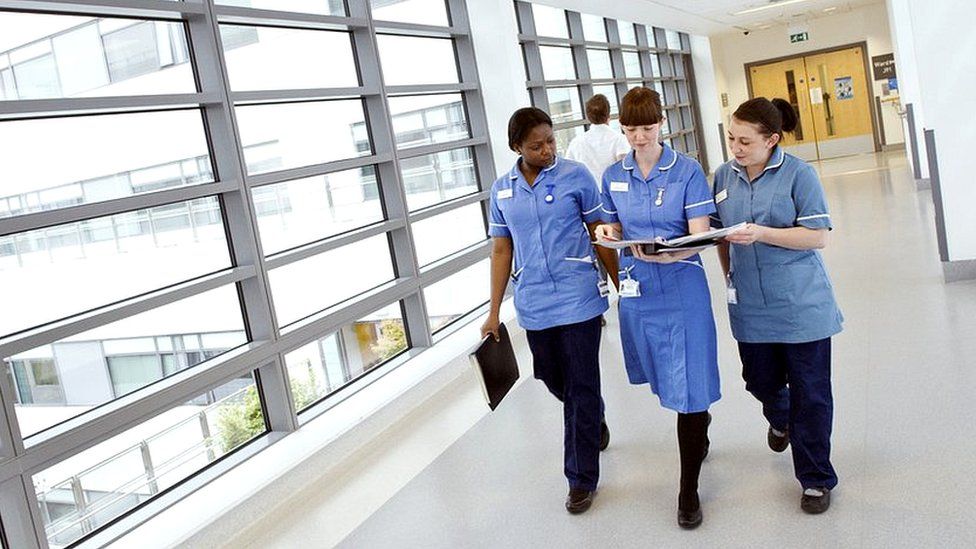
[
  {"xmin": 594, "ymin": 224, "xmax": 621, "ymax": 242},
  {"xmin": 481, "ymin": 314, "xmax": 501, "ymax": 341}
]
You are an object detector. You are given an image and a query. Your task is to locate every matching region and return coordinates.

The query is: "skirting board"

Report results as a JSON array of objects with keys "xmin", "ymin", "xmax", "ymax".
[{"xmin": 943, "ymin": 259, "xmax": 976, "ymax": 283}]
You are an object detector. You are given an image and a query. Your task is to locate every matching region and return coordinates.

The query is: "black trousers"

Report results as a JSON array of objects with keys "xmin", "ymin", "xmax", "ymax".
[
  {"xmin": 738, "ymin": 338, "xmax": 838, "ymax": 490},
  {"xmin": 525, "ymin": 315, "xmax": 604, "ymax": 491}
]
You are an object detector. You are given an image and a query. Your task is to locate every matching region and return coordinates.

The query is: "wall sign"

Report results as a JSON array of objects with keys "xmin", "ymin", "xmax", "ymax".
[
  {"xmin": 835, "ymin": 76, "xmax": 854, "ymax": 100},
  {"xmin": 872, "ymin": 53, "xmax": 897, "ymax": 80}
]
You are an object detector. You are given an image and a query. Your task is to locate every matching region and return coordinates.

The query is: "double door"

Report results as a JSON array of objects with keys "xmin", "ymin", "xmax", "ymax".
[{"xmin": 748, "ymin": 45, "xmax": 876, "ymax": 161}]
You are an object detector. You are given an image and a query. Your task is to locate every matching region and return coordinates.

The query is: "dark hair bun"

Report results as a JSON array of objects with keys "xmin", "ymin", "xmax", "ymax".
[{"xmin": 771, "ymin": 98, "xmax": 798, "ymax": 134}]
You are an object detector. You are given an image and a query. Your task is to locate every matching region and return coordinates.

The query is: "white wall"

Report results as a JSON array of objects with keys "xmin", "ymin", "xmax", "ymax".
[
  {"xmin": 887, "ymin": 0, "xmax": 976, "ymax": 262},
  {"xmin": 886, "ymin": 0, "xmax": 928, "ymax": 178},
  {"xmin": 709, "ymin": 2, "xmax": 903, "ymax": 148},
  {"xmin": 690, "ymin": 34, "xmax": 724, "ymax": 172}
]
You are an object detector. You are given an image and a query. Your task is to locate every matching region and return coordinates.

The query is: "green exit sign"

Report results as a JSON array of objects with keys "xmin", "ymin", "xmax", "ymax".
[{"xmin": 790, "ymin": 32, "xmax": 809, "ymax": 43}]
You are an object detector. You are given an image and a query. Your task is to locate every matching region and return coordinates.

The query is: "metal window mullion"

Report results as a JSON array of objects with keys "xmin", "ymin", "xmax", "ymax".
[
  {"xmin": 246, "ymin": 153, "xmax": 392, "ymax": 188},
  {"xmin": 566, "ymin": 11, "xmax": 593, "ymax": 103},
  {"xmin": 188, "ymin": 5, "xmax": 298, "ymax": 433},
  {"xmin": 0, "ymin": 180, "xmax": 238, "ymax": 238},
  {"xmin": 0, "ymin": 0, "xmax": 203, "ymax": 19},
  {"xmin": 408, "ymin": 191, "xmax": 488, "ymax": 223},
  {"xmin": 605, "ymin": 20, "xmax": 627, "ymax": 102},
  {"xmin": 231, "ymin": 86, "xmax": 373, "ymax": 103},
  {"xmin": 349, "ymin": 1, "xmax": 432, "ymax": 349},
  {"xmin": 0, "ymin": 476, "xmax": 44, "ymax": 549},
  {"xmin": 0, "ymin": 92, "xmax": 218, "ymax": 120},
  {"xmin": 397, "ymin": 137, "xmax": 484, "ymax": 160},
  {"xmin": 264, "ymin": 219, "xmax": 405, "ymax": 271},
  {"xmin": 418, "ymin": 240, "xmax": 490, "ymax": 286},
  {"xmin": 212, "ymin": 5, "xmax": 367, "ymax": 30}
]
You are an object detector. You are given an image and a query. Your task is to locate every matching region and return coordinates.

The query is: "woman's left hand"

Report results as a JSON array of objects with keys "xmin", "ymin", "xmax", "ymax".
[
  {"xmin": 725, "ymin": 223, "xmax": 767, "ymax": 246},
  {"xmin": 630, "ymin": 245, "xmax": 680, "ymax": 264}
]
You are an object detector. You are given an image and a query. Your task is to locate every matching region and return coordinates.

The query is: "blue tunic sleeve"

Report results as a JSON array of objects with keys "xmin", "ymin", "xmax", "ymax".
[
  {"xmin": 793, "ymin": 164, "xmax": 832, "ymax": 230},
  {"xmin": 599, "ymin": 169, "xmax": 620, "ymax": 223},
  {"xmin": 487, "ymin": 181, "xmax": 511, "ymax": 238},
  {"xmin": 683, "ymin": 160, "xmax": 717, "ymax": 220}
]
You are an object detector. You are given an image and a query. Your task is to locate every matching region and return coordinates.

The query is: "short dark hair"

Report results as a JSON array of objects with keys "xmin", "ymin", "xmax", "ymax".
[
  {"xmin": 585, "ymin": 94, "xmax": 611, "ymax": 124},
  {"xmin": 619, "ymin": 87, "xmax": 663, "ymax": 126},
  {"xmin": 732, "ymin": 97, "xmax": 798, "ymax": 140},
  {"xmin": 508, "ymin": 107, "xmax": 552, "ymax": 151}
]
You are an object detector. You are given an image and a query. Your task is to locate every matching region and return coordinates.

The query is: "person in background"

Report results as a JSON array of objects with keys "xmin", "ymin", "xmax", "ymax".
[
  {"xmin": 594, "ymin": 87, "xmax": 719, "ymax": 529},
  {"xmin": 712, "ymin": 97, "xmax": 844, "ymax": 515},
  {"xmin": 481, "ymin": 107, "xmax": 619, "ymax": 515}
]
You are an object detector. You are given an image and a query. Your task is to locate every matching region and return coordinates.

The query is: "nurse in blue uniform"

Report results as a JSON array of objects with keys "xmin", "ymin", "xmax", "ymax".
[
  {"xmin": 594, "ymin": 87, "xmax": 719, "ymax": 529},
  {"xmin": 712, "ymin": 97, "xmax": 844, "ymax": 515},
  {"xmin": 481, "ymin": 107, "xmax": 619, "ymax": 515}
]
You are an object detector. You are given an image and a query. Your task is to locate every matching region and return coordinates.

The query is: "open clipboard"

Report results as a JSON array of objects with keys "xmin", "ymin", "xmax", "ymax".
[
  {"xmin": 469, "ymin": 323, "xmax": 520, "ymax": 411},
  {"xmin": 595, "ymin": 222, "xmax": 747, "ymax": 255}
]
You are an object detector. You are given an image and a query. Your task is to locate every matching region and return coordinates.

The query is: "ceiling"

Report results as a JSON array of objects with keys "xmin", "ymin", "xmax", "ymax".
[{"xmin": 639, "ymin": 0, "xmax": 885, "ymax": 35}]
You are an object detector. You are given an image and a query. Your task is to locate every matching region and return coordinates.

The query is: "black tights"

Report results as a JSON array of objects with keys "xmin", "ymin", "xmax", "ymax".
[{"xmin": 677, "ymin": 411, "xmax": 710, "ymax": 511}]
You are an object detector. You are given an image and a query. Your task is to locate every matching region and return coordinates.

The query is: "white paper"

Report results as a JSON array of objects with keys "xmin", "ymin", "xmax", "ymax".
[{"xmin": 810, "ymin": 87, "xmax": 823, "ymax": 105}]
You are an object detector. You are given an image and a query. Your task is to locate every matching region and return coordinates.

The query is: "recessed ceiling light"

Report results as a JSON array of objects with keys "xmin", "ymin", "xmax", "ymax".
[{"xmin": 731, "ymin": 0, "xmax": 814, "ymax": 16}]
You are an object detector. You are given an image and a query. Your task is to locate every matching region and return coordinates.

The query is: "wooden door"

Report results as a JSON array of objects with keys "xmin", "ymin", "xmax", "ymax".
[
  {"xmin": 748, "ymin": 57, "xmax": 818, "ymax": 160},
  {"xmin": 803, "ymin": 46, "xmax": 875, "ymax": 158}
]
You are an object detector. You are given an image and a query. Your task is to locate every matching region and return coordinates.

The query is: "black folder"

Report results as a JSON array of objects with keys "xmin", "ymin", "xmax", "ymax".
[{"xmin": 469, "ymin": 322, "xmax": 520, "ymax": 411}]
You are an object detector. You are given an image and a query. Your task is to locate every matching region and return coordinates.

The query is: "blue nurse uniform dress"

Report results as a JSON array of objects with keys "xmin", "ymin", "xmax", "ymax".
[
  {"xmin": 601, "ymin": 145, "xmax": 721, "ymax": 414},
  {"xmin": 711, "ymin": 145, "xmax": 843, "ymax": 490},
  {"xmin": 488, "ymin": 156, "xmax": 609, "ymax": 492}
]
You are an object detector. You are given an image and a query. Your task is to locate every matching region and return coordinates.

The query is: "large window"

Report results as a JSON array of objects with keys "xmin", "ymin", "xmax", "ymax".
[
  {"xmin": 0, "ymin": 1, "xmax": 494, "ymax": 547},
  {"xmin": 515, "ymin": 2, "xmax": 707, "ymax": 170}
]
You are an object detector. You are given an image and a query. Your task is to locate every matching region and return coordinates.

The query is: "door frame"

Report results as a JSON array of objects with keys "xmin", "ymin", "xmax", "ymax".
[{"xmin": 743, "ymin": 41, "xmax": 881, "ymax": 154}]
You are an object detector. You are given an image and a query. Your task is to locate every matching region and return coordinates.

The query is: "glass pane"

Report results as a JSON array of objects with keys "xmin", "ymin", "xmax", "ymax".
[
  {"xmin": 214, "ymin": 0, "xmax": 346, "ymax": 16},
  {"xmin": 376, "ymin": 35, "xmax": 458, "ymax": 86},
  {"xmin": 0, "ymin": 197, "xmax": 231, "ymax": 338},
  {"xmin": 539, "ymin": 45, "xmax": 575, "ymax": 81},
  {"xmin": 371, "ymin": 0, "xmax": 449, "ymax": 26},
  {"xmin": 546, "ymin": 87, "xmax": 581, "ymax": 124},
  {"xmin": 586, "ymin": 49, "xmax": 612, "ymax": 79},
  {"xmin": 553, "ymin": 125, "xmax": 583, "ymax": 156},
  {"xmin": 580, "ymin": 14, "xmax": 606, "ymax": 42},
  {"xmin": 33, "ymin": 374, "xmax": 263, "ymax": 548},
  {"xmin": 623, "ymin": 51, "xmax": 641, "ymax": 78},
  {"xmin": 0, "ymin": 14, "xmax": 194, "ymax": 99},
  {"xmin": 617, "ymin": 21, "xmax": 637, "ymax": 45},
  {"xmin": 254, "ymin": 166, "xmax": 383, "ymax": 256},
  {"xmin": 221, "ymin": 26, "xmax": 357, "ymax": 91},
  {"xmin": 235, "ymin": 99, "xmax": 369, "ymax": 176},
  {"xmin": 666, "ymin": 29, "xmax": 681, "ymax": 50},
  {"xmin": 530, "ymin": 4, "xmax": 568, "ymax": 38},
  {"xmin": 650, "ymin": 54, "xmax": 661, "ymax": 77},
  {"xmin": 402, "ymin": 147, "xmax": 479, "ymax": 211},
  {"xmin": 269, "ymin": 234, "xmax": 395, "ymax": 327},
  {"xmin": 413, "ymin": 203, "xmax": 485, "ymax": 267},
  {"xmin": 0, "ymin": 110, "xmax": 213, "ymax": 218},
  {"xmin": 592, "ymin": 84, "xmax": 618, "ymax": 115},
  {"xmin": 654, "ymin": 80, "xmax": 665, "ymax": 99},
  {"xmin": 388, "ymin": 93, "xmax": 469, "ymax": 149},
  {"xmin": 645, "ymin": 26, "xmax": 658, "ymax": 48},
  {"xmin": 423, "ymin": 259, "xmax": 489, "ymax": 333},
  {"xmin": 286, "ymin": 302, "xmax": 406, "ymax": 412}
]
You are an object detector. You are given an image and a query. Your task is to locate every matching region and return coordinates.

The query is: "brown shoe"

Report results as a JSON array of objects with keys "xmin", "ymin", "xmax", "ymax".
[
  {"xmin": 800, "ymin": 487, "xmax": 831, "ymax": 514},
  {"xmin": 565, "ymin": 488, "xmax": 593, "ymax": 514}
]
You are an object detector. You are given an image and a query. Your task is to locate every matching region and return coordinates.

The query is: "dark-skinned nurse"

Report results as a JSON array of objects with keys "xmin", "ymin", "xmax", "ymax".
[{"xmin": 481, "ymin": 107, "xmax": 619, "ymax": 515}]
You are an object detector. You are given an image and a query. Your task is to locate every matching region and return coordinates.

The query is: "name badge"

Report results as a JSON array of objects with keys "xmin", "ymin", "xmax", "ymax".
[
  {"xmin": 715, "ymin": 188, "xmax": 728, "ymax": 204},
  {"xmin": 619, "ymin": 278, "xmax": 640, "ymax": 298},
  {"xmin": 610, "ymin": 181, "xmax": 630, "ymax": 193},
  {"xmin": 497, "ymin": 188, "xmax": 513, "ymax": 200}
]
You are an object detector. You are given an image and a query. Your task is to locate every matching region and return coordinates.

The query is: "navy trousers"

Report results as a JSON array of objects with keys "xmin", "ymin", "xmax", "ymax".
[
  {"xmin": 525, "ymin": 315, "xmax": 604, "ymax": 491},
  {"xmin": 738, "ymin": 338, "xmax": 838, "ymax": 490}
]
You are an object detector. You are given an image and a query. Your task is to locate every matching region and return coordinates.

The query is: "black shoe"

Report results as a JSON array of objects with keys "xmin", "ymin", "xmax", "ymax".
[
  {"xmin": 600, "ymin": 420, "xmax": 610, "ymax": 451},
  {"xmin": 702, "ymin": 412, "xmax": 712, "ymax": 461},
  {"xmin": 800, "ymin": 487, "xmax": 831, "ymax": 514},
  {"xmin": 677, "ymin": 494, "xmax": 703, "ymax": 529},
  {"xmin": 566, "ymin": 488, "xmax": 593, "ymax": 514},
  {"xmin": 767, "ymin": 426, "xmax": 789, "ymax": 453}
]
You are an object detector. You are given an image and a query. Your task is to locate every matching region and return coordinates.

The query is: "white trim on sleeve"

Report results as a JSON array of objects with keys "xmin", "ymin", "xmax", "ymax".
[
  {"xmin": 582, "ymin": 203, "xmax": 603, "ymax": 215},
  {"xmin": 685, "ymin": 199, "xmax": 714, "ymax": 210},
  {"xmin": 796, "ymin": 213, "xmax": 830, "ymax": 222}
]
